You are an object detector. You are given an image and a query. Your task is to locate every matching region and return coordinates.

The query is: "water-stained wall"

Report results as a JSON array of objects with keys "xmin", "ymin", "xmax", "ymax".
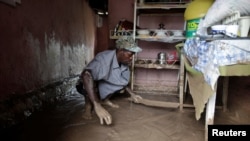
[
  {"xmin": 0, "ymin": 0, "xmax": 95, "ymax": 100},
  {"xmin": 0, "ymin": 0, "xmax": 96, "ymax": 126}
]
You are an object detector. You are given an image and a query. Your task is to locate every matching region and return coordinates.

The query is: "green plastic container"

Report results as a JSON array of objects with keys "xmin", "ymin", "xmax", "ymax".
[
  {"xmin": 184, "ymin": 0, "xmax": 214, "ymax": 38},
  {"xmin": 186, "ymin": 18, "xmax": 202, "ymax": 38}
]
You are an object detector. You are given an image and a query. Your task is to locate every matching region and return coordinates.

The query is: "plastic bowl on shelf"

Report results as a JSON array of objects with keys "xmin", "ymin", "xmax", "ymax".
[
  {"xmin": 137, "ymin": 29, "xmax": 150, "ymax": 36},
  {"xmin": 172, "ymin": 30, "xmax": 184, "ymax": 36},
  {"xmin": 211, "ymin": 25, "xmax": 226, "ymax": 34},
  {"xmin": 154, "ymin": 30, "xmax": 167, "ymax": 37}
]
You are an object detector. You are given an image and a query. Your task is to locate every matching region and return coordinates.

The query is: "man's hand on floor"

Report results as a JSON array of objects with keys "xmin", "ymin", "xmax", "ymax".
[
  {"xmin": 93, "ymin": 101, "xmax": 112, "ymax": 125},
  {"xmin": 125, "ymin": 87, "xmax": 143, "ymax": 103}
]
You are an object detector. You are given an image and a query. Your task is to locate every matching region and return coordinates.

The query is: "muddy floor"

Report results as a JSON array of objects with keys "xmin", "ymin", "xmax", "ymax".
[{"xmin": 1, "ymin": 76, "xmax": 250, "ymax": 141}]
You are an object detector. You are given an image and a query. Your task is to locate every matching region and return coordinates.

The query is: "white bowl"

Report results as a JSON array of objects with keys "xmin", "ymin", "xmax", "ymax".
[
  {"xmin": 172, "ymin": 30, "xmax": 183, "ymax": 36},
  {"xmin": 225, "ymin": 25, "xmax": 239, "ymax": 37},
  {"xmin": 211, "ymin": 25, "xmax": 227, "ymax": 30},
  {"xmin": 155, "ymin": 30, "xmax": 166, "ymax": 37},
  {"xmin": 137, "ymin": 29, "xmax": 150, "ymax": 35},
  {"xmin": 211, "ymin": 25, "xmax": 226, "ymax": 34}
]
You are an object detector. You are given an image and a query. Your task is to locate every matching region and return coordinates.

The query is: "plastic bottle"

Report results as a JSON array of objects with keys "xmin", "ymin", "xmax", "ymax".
[{"xmin": 184, "ymin": 0, "xmax": 214, "ymax": 38}]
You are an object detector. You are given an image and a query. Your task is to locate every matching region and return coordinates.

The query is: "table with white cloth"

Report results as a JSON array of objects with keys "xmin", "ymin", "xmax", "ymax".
[{"xmin": 183, "ymin": 38, "xmax": 250, "ymax": 141}]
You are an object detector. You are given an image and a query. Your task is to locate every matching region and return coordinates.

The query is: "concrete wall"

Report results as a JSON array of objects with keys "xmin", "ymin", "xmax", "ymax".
[
  {"xmin": 0, "ymin": 0, "xmax": 95, "ymax": 100},
  {"xmin": 0, "ymin": 0, "xmax": 96, "ymax": 127}
]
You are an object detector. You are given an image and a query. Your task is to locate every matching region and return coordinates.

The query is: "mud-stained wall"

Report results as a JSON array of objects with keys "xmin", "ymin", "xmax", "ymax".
[{"xmin": 0, "ymin": 0, "xmax": 96, "ymax": 100}]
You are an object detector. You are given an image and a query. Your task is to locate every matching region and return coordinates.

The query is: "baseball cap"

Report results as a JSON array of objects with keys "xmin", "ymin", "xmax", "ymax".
[{"xmin": 115, "ymin": 36, "xmax": 142, "ymax": 53}]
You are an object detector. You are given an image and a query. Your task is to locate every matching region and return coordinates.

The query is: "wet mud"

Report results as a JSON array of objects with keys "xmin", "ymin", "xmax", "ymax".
[{"xmin": 1, "ymin": 77, "xmax": 250, "ymax": 141}]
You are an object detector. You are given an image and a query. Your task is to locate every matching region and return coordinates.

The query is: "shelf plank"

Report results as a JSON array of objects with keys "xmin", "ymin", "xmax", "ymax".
[
  {"xmin": 136, "ymin": 36, "xmax": 185, "ymax": 43},
  {"xmin": 137, "ymin": 3, "xmax": 188, "ymax": 9},
  {"xmin": 109, "ymin": 30, "xmax": 186, "ymax": 42},
  {"xmin": 133, "ymin": 84, "xmax": 178, "ymax": 94},
  {"xmin": 134, "ymin": 63, "xmax": 180, "ymax": 69}
]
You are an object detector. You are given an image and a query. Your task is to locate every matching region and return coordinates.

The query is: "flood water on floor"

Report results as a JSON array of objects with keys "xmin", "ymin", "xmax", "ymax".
[{"xmin": 1, "ymin": 77, "xmax": 250, "ymax": 141}]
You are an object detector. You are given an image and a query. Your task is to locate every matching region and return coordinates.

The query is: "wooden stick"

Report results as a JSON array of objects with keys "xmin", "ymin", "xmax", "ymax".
[{"xmin": 125, "ymin": 87, "xmax": 179, "ymax": 108}]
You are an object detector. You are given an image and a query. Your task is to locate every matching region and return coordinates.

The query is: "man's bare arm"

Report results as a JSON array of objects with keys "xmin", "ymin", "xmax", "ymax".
[{"xmin": 81, "ymin": 70, "xmax": 112, "ymax": 125}]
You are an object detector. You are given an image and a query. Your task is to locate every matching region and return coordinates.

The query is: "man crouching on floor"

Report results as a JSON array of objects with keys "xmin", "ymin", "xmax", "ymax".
[{"xmin": 76, "ymin": 36, "xmax": 142, "ymax": 125}]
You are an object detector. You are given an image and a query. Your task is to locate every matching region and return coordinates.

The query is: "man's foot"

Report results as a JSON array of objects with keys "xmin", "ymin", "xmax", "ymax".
[{"xmin": 102, "ymin": 99, "xmax": 119, "ymax": 108}]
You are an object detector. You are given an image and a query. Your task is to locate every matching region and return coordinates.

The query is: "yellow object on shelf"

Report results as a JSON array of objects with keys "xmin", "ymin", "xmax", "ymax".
[{"xmin": 184, "ymin": 0, "xmax": 214, "ymax": 38}]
